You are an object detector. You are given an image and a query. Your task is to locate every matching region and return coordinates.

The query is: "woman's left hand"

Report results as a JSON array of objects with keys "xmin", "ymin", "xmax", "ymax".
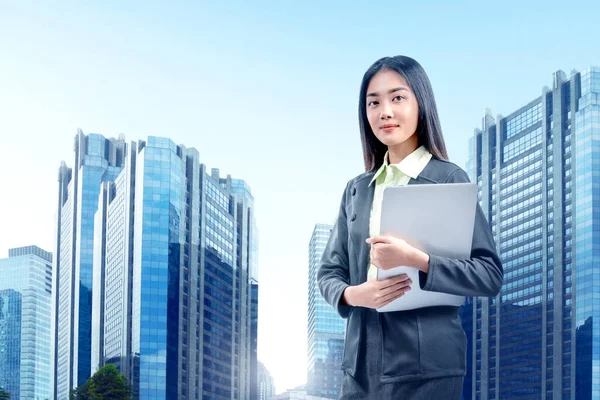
[{"xmin": 366, "ymin": 235, "xmax": 430, "ymax": 272}]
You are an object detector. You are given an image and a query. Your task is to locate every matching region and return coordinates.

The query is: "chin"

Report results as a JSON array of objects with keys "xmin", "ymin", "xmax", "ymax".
[{"xmin": 376, "ymin": 134, "xmax": 411, "ymax": 147}]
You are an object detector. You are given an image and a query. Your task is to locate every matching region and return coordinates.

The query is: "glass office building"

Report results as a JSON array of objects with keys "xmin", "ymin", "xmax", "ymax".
[
  {"xmin": 84, "ymin": 136, "xmax": 258, "ymax": 399},
  {"xmin": 464, "ymin": 67, "xmax": 600, "ymax": 399},
  {"xmin": 0, "ymin": 246, "xmax": 53, "ymax": 400},
  {"xmin": 257, "ymin": 361, "xmax": 276, "ymax": 400},
  {"xmin": 51, "ymin": 131, "xmax": 125, "ymax": 399},
  {"xmin": 307, "ymin": 224, "xmax": 345, "ymax": 399}
]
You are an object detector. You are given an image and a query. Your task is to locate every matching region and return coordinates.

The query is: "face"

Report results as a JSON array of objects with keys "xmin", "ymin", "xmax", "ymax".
[{"xmin": 365, "ymin": 69, "xmax": 419, "ymax": 152}]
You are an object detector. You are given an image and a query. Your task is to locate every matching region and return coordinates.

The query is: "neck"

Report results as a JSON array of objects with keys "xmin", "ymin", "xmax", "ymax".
[{"xmin": 387, "ymin": 135, "xmax": 419, "ymax": 164}]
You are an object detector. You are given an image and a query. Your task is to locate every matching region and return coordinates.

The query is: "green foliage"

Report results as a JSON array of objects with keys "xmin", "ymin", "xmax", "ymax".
[
  {"xmin": 70, "ymin": 364, "xmax": 132, "ymax": 400},
  {"xmin": 0, "ymin": 386, "xmax": 10, "ymax": 400}
]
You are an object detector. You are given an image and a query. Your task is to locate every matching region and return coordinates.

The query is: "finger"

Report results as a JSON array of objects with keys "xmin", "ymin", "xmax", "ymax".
[
  {"xmin": 380, "ymin": 278, "xmax": 412, "ymax": 295},
  {"xmin": 374, "ymin": 275, "xmax": 407, "ymax": 290},
  {"xmin": 375, "ymin": 274, "xmax": 410, "ymax": 289},
  {"xmin": 379, "ymin": 285, "xmax": 412, "ymax": 307},
  {"xmin": 394, "ymin": 274, "xmax": 412, "ymax": 284},
  {"xmin": 370, "ymin": 253, "xmax": 384, "ymax": 269},
  {"xmin": 366, "ymin": 235, "xmax": 392, "ymax": 245}
]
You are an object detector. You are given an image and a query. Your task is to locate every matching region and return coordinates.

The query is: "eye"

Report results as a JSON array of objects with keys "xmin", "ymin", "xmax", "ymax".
[
  {"xmin": 393, "ymin": 95, "xmax": 405, "ymax": 102},
  {"xmin": 367, "ymin": 100, "xmax": 379, "ymax": 107}
]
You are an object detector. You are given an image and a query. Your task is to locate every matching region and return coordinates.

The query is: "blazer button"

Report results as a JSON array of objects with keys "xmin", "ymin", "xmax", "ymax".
[
  {"xmin": 351, "ymin": 213, "xmax": 357, "ymax": 222},
  {"xmin": 352, "ymin": 187, "xmax": 356, "ymax": 196}
]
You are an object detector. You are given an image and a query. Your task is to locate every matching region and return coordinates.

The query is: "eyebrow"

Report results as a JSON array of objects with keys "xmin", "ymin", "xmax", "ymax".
[{"xmin": 366, "ymin": 87, "xmax": 410, "ymax": 97}]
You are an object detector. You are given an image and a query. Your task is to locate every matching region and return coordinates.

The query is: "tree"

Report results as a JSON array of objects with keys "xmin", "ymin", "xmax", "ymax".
[
  {"xmin": 0, "ymin": 386, "xmax": 10, "ymax": 400},
  {"xmin": 71, "ymin": 364, "xmax": 132, "ymax": 400}
]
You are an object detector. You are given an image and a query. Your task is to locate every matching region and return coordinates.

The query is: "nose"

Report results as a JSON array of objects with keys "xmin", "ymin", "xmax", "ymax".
[{"xmin": 380, "ymin": 101, "xmax": 393, "ymax": 119}]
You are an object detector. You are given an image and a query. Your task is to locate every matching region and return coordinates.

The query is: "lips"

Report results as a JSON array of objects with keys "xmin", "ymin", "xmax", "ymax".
[{"xmin": 380, "ymin": 124, "xmax": 399, "ymax": 130}]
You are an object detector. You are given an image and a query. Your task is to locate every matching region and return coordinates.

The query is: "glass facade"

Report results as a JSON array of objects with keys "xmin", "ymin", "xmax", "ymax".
[
  {"xmin": 103, "ymin": 172, "xmax": 130, "ymax": 370},
  {"xmin": 52, "ymin": 131, "xmax": 125, "ymax": 399},
  {"xmin": 0, "ymin": 246, "xmax": 53, "ymax": 400},
  {"xmin": 499, "ymin": 104, "xmax": 545, "ymax": 398},
  {"xmin": 230, "ymin": 177, "xmax": 257, "ymax": 399},
  {"xmin": 229, "ymin": 178, "xmax": 260, "ymax": 398},
  {"xmin": 464, "ymin": 67, "xmax": 600, "ymax": 399},
  {"xmin": 133, "ymin": 137, "xmax": 184, "ymax": 399},
  {"xmin": 202, "ymin": 176, "xmax": 236, "ymax": 399},
  {"xmin": 574, "ymin": 66, "xmax": 600, "ymax": 400},
  {"xmin": 0, "ymin": 289, "xmax": 22, "ymax": 400},
  {"xmin": 91, "ymin": 142, "xmax": 138, "ymax": 381},
  {"xmin": 307, "ymin": 224, "xmax": 344, "ymax": 399}
]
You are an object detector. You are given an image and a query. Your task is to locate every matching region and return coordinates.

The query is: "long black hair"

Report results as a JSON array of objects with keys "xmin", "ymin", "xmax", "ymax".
[{"xmin": 358, "ymin": 55, "xmax": 448, "ymax": 172}]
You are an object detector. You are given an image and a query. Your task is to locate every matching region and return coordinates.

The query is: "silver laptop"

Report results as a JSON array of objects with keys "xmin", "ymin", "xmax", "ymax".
[{"xmin": 376, "ymin": 183, "xmax": 478, "ymax": 312}]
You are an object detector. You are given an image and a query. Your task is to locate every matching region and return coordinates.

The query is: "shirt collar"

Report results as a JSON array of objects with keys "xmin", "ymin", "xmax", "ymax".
[{"xmin": 369, "ymin": 145, "xmax": 431, "ymax": 186}]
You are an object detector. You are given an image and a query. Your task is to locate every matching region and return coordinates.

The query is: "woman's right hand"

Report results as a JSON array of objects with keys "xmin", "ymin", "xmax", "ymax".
[{"xmin": 343, "ymin": 274, "xmax": 412, "ymax": 309}]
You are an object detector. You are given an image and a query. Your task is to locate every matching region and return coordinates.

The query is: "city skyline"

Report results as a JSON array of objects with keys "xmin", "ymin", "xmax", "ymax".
[
  {"xmin": 2, "ymin": 1, "xmax": 600, "ymax": 393},
  {"xmin": 2, "ymin": 78, "xmax": 600, "ymax": 398}
]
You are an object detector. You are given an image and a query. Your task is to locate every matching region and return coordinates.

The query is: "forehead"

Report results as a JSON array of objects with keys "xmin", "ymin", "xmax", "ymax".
[{"xmin": 367, "ymin": 69, "xmax": 409, "ymax": 91}]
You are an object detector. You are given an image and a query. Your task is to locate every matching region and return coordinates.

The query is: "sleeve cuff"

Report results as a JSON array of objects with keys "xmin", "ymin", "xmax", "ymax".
[
  {"xmin": 334, "ymin": 283, "xmax": 353, "ymax": 319},
  {"xmin": 419, "ymin": 254, "xmax": 438, "ymax": 292}
]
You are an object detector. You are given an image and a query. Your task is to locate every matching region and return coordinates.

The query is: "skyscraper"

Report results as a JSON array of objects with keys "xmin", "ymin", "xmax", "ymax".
[
  {"xmin": 257, "ymin": 361, "xmax": 276, "ymax": 400},
  {"xmin": 307, "ymin": 224, "xmax": 344, "ymax": 399},
  {"xmin": 0, "ymin": 246, "xmax": 53, "ymax": 400},
  {"xmin": 51, "ymin": 131, "xmax": 125, "ymax": 399},
  {"xmin": 78, "ymin": 134, "xmax": 257, "ymax": 399},
  {"xmin": 464, "ymin": 66, "xmax": 600, "ymax": 399}
]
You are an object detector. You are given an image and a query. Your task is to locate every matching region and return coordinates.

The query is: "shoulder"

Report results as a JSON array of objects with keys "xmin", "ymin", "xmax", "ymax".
[
  {"xmin": 420, "ymin": 157, "xmax": 471, "ymax": 183},
  {"xmin": 334, "ymin": 171, "xmax": 376, "ymax": 200}
]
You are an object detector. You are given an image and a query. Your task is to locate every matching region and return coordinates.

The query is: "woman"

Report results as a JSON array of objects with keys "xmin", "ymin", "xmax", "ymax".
[{"xmin": 318, "ymin": 55, "xmax": 503, "ymax": 399}]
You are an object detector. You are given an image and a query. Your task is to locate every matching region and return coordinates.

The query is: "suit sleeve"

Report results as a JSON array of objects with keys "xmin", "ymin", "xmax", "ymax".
[
  {"xmin": 317, "ymin": 181, "xmax": 354, "ymax": 319},
  {"xmin": 419, "ymin": 168, "xmax": 504, "ymax": 297}
]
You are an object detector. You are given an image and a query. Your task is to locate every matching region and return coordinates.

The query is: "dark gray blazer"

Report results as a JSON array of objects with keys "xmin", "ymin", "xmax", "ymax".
[{"xmin": 317, "ymin": 157, "xmax": 503, "ymax": 383}]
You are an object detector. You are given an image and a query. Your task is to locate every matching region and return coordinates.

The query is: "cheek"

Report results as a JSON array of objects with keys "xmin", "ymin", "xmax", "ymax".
[
  {"xmin": 398, "ymin": 104, "xmax": 419, "ymax": 127},
  {"xmin": 408, "ymin": 103, "xmax": 420, "ymax": 126},
  {"xmin": 367, "ymin": 112, "xmax": 379, "ymax": 130}
]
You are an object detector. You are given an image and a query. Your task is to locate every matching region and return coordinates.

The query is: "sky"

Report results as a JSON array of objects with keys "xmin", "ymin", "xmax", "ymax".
[{"xmin": 1, "ymin": 0, "xmax": 599, "ymax": 394}]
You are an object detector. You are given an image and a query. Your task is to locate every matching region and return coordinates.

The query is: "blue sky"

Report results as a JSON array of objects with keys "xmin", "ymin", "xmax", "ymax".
[{"xmin": 1, "ymin": 0, "xmax": 599, "ymax": 393}]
